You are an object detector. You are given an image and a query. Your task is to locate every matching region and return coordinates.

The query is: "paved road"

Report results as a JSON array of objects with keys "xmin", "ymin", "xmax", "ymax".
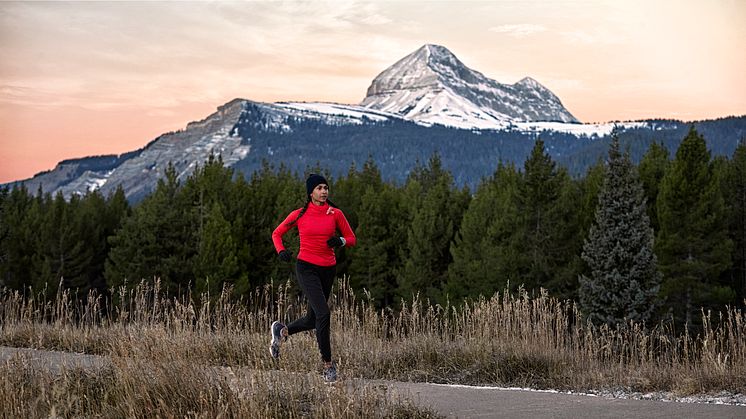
[
  {"xmin": 2, "ymin": 346, "xmax": 744, "ymax": 418},
  {"xmin": 378, "ymin": 380, "xmax": 745, "ymax": 418}
]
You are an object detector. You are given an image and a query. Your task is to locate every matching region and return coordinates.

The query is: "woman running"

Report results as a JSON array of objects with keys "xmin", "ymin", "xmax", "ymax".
[{"xmin": 270, "ymin": 173, "xmax": 356, "ymax": 382}]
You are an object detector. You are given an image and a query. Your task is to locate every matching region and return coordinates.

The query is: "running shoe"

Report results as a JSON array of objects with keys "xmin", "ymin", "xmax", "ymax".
[
  {"xmin": 323, "ymin": 362, "xmax": 337, "ymax": 383},
  {"xmin": 269, "ymin": 320, "xmax": 286, "ymax": 359}
]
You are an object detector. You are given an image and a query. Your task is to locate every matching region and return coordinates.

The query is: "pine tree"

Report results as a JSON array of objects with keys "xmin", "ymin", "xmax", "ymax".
[
  {"xmin": 181, "ymin": 154, "xmax": 236, "ymax": 241},
  {"xmin": 70, "ymin": 191, "xmax": 107, "ymax": 293},
  {"xmin": 348, "ymin": 183, "xmax": 405, "ymax": 307},
  {"xmin": 399, "ymin": 153, "xmax": 468, "ymax": 304},
  {"xmin": 722, "ymin": 140, "xmax": 746, "ymax": 304},
  {"xmin": 331, "ymin": 157, "xmax": 384, "ymax": 231},
  {"xmin": 447, "ymin": 164, "xmax": 521, "ymax": 300},
  {"xmin": 561, "ymin": 160, "xmax": 605, "ymax": 301},
  {"xmin": 105, "ymin": 163, "xmax": 196, "ymax": 294},
  {"xmin": 515, "ymin": 139, "xmax": 571, "ymax": 291},
  {"xmin": 400, "ymin": 177, "xmax": 454, "ymax": 303},
  {"xmin": 236, "ymin": 161, "xmax": 303, "ymax": 289},
  {"xmin": 32, "ymin": 192, "xmax": 93, "ymax": 295},
  {"xmin": 579, "ymin": 136, "xmax": 661, "ymax": 326},
  {"xmin": 194, "ymin": 203, "xmax": 240, "ymax": 296},
  {"xmin": 0, "ymin": 186, "xmax": 35, "ymax": 290},
  {"xmin": 656, "ymin": 127, "xmax": 734, "ymax": 327},
  {"xmin": 638, "ymin": 141, "xmax": 670, "ymax": 232},
  {"xmin": 0, "ymin": 187, "xmax": 6, "ymax": 288},
  {"xmin": 328, "ymin": 158, "xmax": 384, "ymax": 277},
  {"xmin": 178, "ymin": 155, "xmax": 248, "ymax": 295}
]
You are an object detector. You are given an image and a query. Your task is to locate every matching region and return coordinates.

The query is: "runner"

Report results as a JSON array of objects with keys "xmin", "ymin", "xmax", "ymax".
[{"xmin": 269, "ymin": 173, "xmax": 356, "ymax": 382}]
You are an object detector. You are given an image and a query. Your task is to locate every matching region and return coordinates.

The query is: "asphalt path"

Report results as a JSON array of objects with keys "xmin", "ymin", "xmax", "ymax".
[
  {"xmin": 1, "ymin": 346, "xmax": 744, "ymax": 418},
  {"xmin": 377, "ymin": 380, "xmax": 746, "ymax": 418}
]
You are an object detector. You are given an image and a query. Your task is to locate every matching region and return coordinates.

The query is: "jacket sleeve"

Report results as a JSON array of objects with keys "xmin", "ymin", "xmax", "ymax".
[
  {"xmin": 335, "ymin": 209, "xmax": 356, "ymax": 247},
  {"xmin": 272, "ymin": 209, "xmax": 300, "ymax": 253}
]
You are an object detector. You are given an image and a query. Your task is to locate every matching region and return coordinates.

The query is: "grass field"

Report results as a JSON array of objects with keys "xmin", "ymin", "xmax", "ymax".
[{"xmin": 1, "ymin": 278, "xmax": 744, "ymax": 417}]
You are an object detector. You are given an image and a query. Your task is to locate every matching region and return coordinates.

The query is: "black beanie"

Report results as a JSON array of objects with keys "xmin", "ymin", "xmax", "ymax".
[{"xmin": 306, "ymin": 174, "xmax": 328, "ymax": 196}]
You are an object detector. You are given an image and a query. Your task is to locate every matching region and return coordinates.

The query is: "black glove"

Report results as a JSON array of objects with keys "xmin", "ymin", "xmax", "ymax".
[
  {"xmin": 327, "ymin": 236, "xmax": 344, "ymax": 248},
  {"xmin": 278, "ymin": 250, "xmax": 292, "ymax": 262}
]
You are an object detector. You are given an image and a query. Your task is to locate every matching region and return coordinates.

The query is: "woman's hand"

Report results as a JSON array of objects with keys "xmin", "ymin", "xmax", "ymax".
[
  {"xmin": 326, "ymin": 236, "xmax": 345, "ymax": 248},
  {"xmin": 278, "ymin": 250, "xmax": 293, "ymax": 262}
]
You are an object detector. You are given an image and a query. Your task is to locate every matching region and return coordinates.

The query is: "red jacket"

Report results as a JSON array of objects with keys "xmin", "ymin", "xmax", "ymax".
[{"xmin": 272, "ymin": 202, "xmax": 356, "ymax": 267}]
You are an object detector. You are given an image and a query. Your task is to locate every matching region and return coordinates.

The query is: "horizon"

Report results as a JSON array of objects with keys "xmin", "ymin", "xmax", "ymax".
[{"xmin": 1, "ymin": 0, "xmax": 745, "ymax": 183}]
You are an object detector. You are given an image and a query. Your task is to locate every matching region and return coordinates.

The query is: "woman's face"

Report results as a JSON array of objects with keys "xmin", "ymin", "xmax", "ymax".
[{"xmin": 310, "ymin": 183, "xmax": 329, "ymax": 205}]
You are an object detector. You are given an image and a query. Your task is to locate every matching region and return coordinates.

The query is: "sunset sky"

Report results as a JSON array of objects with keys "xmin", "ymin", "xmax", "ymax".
[{"xmin": 1, "ymin": 0, "xmax": 745, "ymax": 183}]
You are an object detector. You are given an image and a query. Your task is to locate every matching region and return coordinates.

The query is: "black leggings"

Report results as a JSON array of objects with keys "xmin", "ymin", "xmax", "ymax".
[{"xmin": 286, "ymin": 259, "xmax": 336, "ymax": 363}]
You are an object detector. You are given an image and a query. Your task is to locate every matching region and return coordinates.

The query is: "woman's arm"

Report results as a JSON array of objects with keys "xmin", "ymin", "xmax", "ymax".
[
  {"xmin": 334, "ymin": 209, "xmax": 356, "ymax": 247},
  {"xmin": 272, "ymin": 209, "xmax": 300, "ymax": 253}
]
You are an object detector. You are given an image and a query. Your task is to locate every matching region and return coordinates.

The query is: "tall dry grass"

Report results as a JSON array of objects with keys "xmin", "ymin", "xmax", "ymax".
[
  {"xmin": 0, "ymin": 354, "xmax": 435, "ymax": 419},
  {"xmin": 1, "ymin": 278, "xmax": 745, "ymax": 417}
]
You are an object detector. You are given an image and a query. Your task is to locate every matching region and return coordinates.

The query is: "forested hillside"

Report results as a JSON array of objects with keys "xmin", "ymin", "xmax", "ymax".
[{"xmin": 1, "ymin": 127, "xmax": 744, "ymax": 330}]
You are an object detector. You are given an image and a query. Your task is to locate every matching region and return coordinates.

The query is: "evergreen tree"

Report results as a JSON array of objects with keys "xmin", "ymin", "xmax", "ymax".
[
  {"xmin": 543, "ymin": 171, "xmax": 591, "ymax": 299},
  {"xmin": 0, "ymin": 186, "xmax": 35, "ymax": 290},
  {"xmin": 236, "ymin": 162, "xmax": 303, "ymax": 289},
  {"xmin": 179, "ymin": 155, "xmax": 248, "ymax": 295},
  {"xmin": 194, "ymin": 202, "xmax": 241, "ymax": 296},
  {"xmin": 514, "ymin": 139, "xmax": 572, "ymax": 291},
  {"xmin": 399, "ymin": 178, "xmax": 453, "ymax": 302},
  {"xmin": 638, "ymin": 141, "xmax": 670, "ymax": 232},
  {"xmin": 722, "ymin": 140, "xmax": 746, "ymax": 304},
  {"xmin": 348, "ymin": 183, "xmax": 406, "ymax": 307},
  {"xmin": 656, "ymin": 127, "xmax": 734, "ymax": 327},
  {"xmin": 70, "ymin": 191, "xmax": 107, "ymax": 293},
  {"xmin": 32, "ymin": 192, "xmax": 93, "ymax": 295},
  {"xmin": 180, "ymin": 154, "xmax": 236, "ymax": 241},
  {"xmin": 447, "ymin": 164, "xmax": 521, "ymax": 300},
  {"xmin": 0, "ymin": 187, "xmax": 6, "ymax": 288},
  {"xmin": 106, "ymin": 163, "xmax": 196, "ymax": 294},
  {"xmin": 561, "ymin": 160, "xmax": 606, "ymax": 300},
  {"xmin": 399, "ymin": 153, "xmax": 469, "ymax": 303},
  {"xmin": 329, "ymin": 158, "xmax": 384, "ymax": 276},
  {"xmin": 579, "ymin": 136, "xmax": 661, "ymax": 326}
]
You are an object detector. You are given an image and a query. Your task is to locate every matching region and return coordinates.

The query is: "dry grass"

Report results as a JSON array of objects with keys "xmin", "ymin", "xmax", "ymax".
[
  {"xmin": 0, "ymin": 355, "xmax": 435, "ymax": 419},
  {"xmin": 1, "ymin": 279, "xmax": 745, "ymax": 416}
]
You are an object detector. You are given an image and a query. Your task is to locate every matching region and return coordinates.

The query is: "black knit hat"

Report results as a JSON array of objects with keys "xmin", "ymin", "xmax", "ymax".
[{"xmin": 306, "ymin": 174, "xmax": 328, "ymax": 196}]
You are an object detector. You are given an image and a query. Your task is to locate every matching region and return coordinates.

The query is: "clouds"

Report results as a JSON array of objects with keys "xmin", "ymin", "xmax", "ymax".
[
  {"xmin": 489, "ymin": 23, "xmax": 547, "ymax": 38},
  {"xmin": 0, "ymin": 1, "xmax": 412, "ymax": 110},
  {"xmin": 558, "ymin": 29, "xmax": 627, "ymax": 46},
  {"xmin": 488, "ymin": 23, "xmax": 627, "ymax": 46},
  {"xmin": 0, "ymin": 0, "xmax": 743, "ymax": 115},
  {"xmin": 0, "ymin": 0, "xmax": 744, "ymax": 183}
]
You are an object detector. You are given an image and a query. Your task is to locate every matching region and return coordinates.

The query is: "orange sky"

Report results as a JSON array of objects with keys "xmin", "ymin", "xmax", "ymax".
[{"xmin": 1, "ymin": 0, "xmax": 745, "ymax": 183}]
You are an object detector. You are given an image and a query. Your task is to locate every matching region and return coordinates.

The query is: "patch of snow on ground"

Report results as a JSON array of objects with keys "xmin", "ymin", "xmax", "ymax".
[{"xmin": 433, "ymin": 383, "xmax": 746, "ymax": 406}]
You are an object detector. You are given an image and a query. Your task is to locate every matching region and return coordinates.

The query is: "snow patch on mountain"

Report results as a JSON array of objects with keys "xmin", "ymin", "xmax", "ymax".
[
  {"xmin": 511, "ymin": 121, "xmax": 648, "ymax": 137},
  {"xmin": 276, "ymin": 102, "xmax": 392, "ymax": 124},
  {"xmin": 361, "ymin": 44, "xmax": 579, "ymax": 127}
]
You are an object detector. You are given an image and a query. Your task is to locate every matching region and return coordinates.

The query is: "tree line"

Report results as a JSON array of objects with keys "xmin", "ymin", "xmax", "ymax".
[{"xmin": 1, "ymin": 127, "xmax": 744, "ymax": 329}]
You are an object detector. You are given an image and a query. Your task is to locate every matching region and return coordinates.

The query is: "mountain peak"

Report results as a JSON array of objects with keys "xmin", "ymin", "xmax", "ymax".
[
  {"xmin": 515, "ymin": 76, "xmax": 552, "ymax": 93},
  {"xmin": 416, "ymin": 44, "xmax": 457, "ymax": 60},
  {"xmin": 361, "ymin": 45, "xmax": 579, "ymax": 127},
  {"xmin": 517, "ymin": 76, "xmax": 539, "ymax": 87}
]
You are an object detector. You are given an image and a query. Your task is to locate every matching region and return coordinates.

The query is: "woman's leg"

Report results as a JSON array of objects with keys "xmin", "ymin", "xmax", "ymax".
[
  {"xmin": 315, "ymin": 264, "xmax": 336, "ymax": 363},
  {"xmin": 286, "ymin": 261, "xmax": 318, "ymax": 335},
  {"xmin": 287, "ymin": 261, "xmax": 336, "ymax": 363}
]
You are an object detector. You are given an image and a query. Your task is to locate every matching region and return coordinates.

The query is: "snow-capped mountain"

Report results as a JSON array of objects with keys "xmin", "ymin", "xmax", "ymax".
[
  {"xmin": 6, "ymin": 44, "xmax": 744, "ymax": 202},
  {"xmin": 361, "ymin": 44, "xmax": 579, "ymax": 129}
]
